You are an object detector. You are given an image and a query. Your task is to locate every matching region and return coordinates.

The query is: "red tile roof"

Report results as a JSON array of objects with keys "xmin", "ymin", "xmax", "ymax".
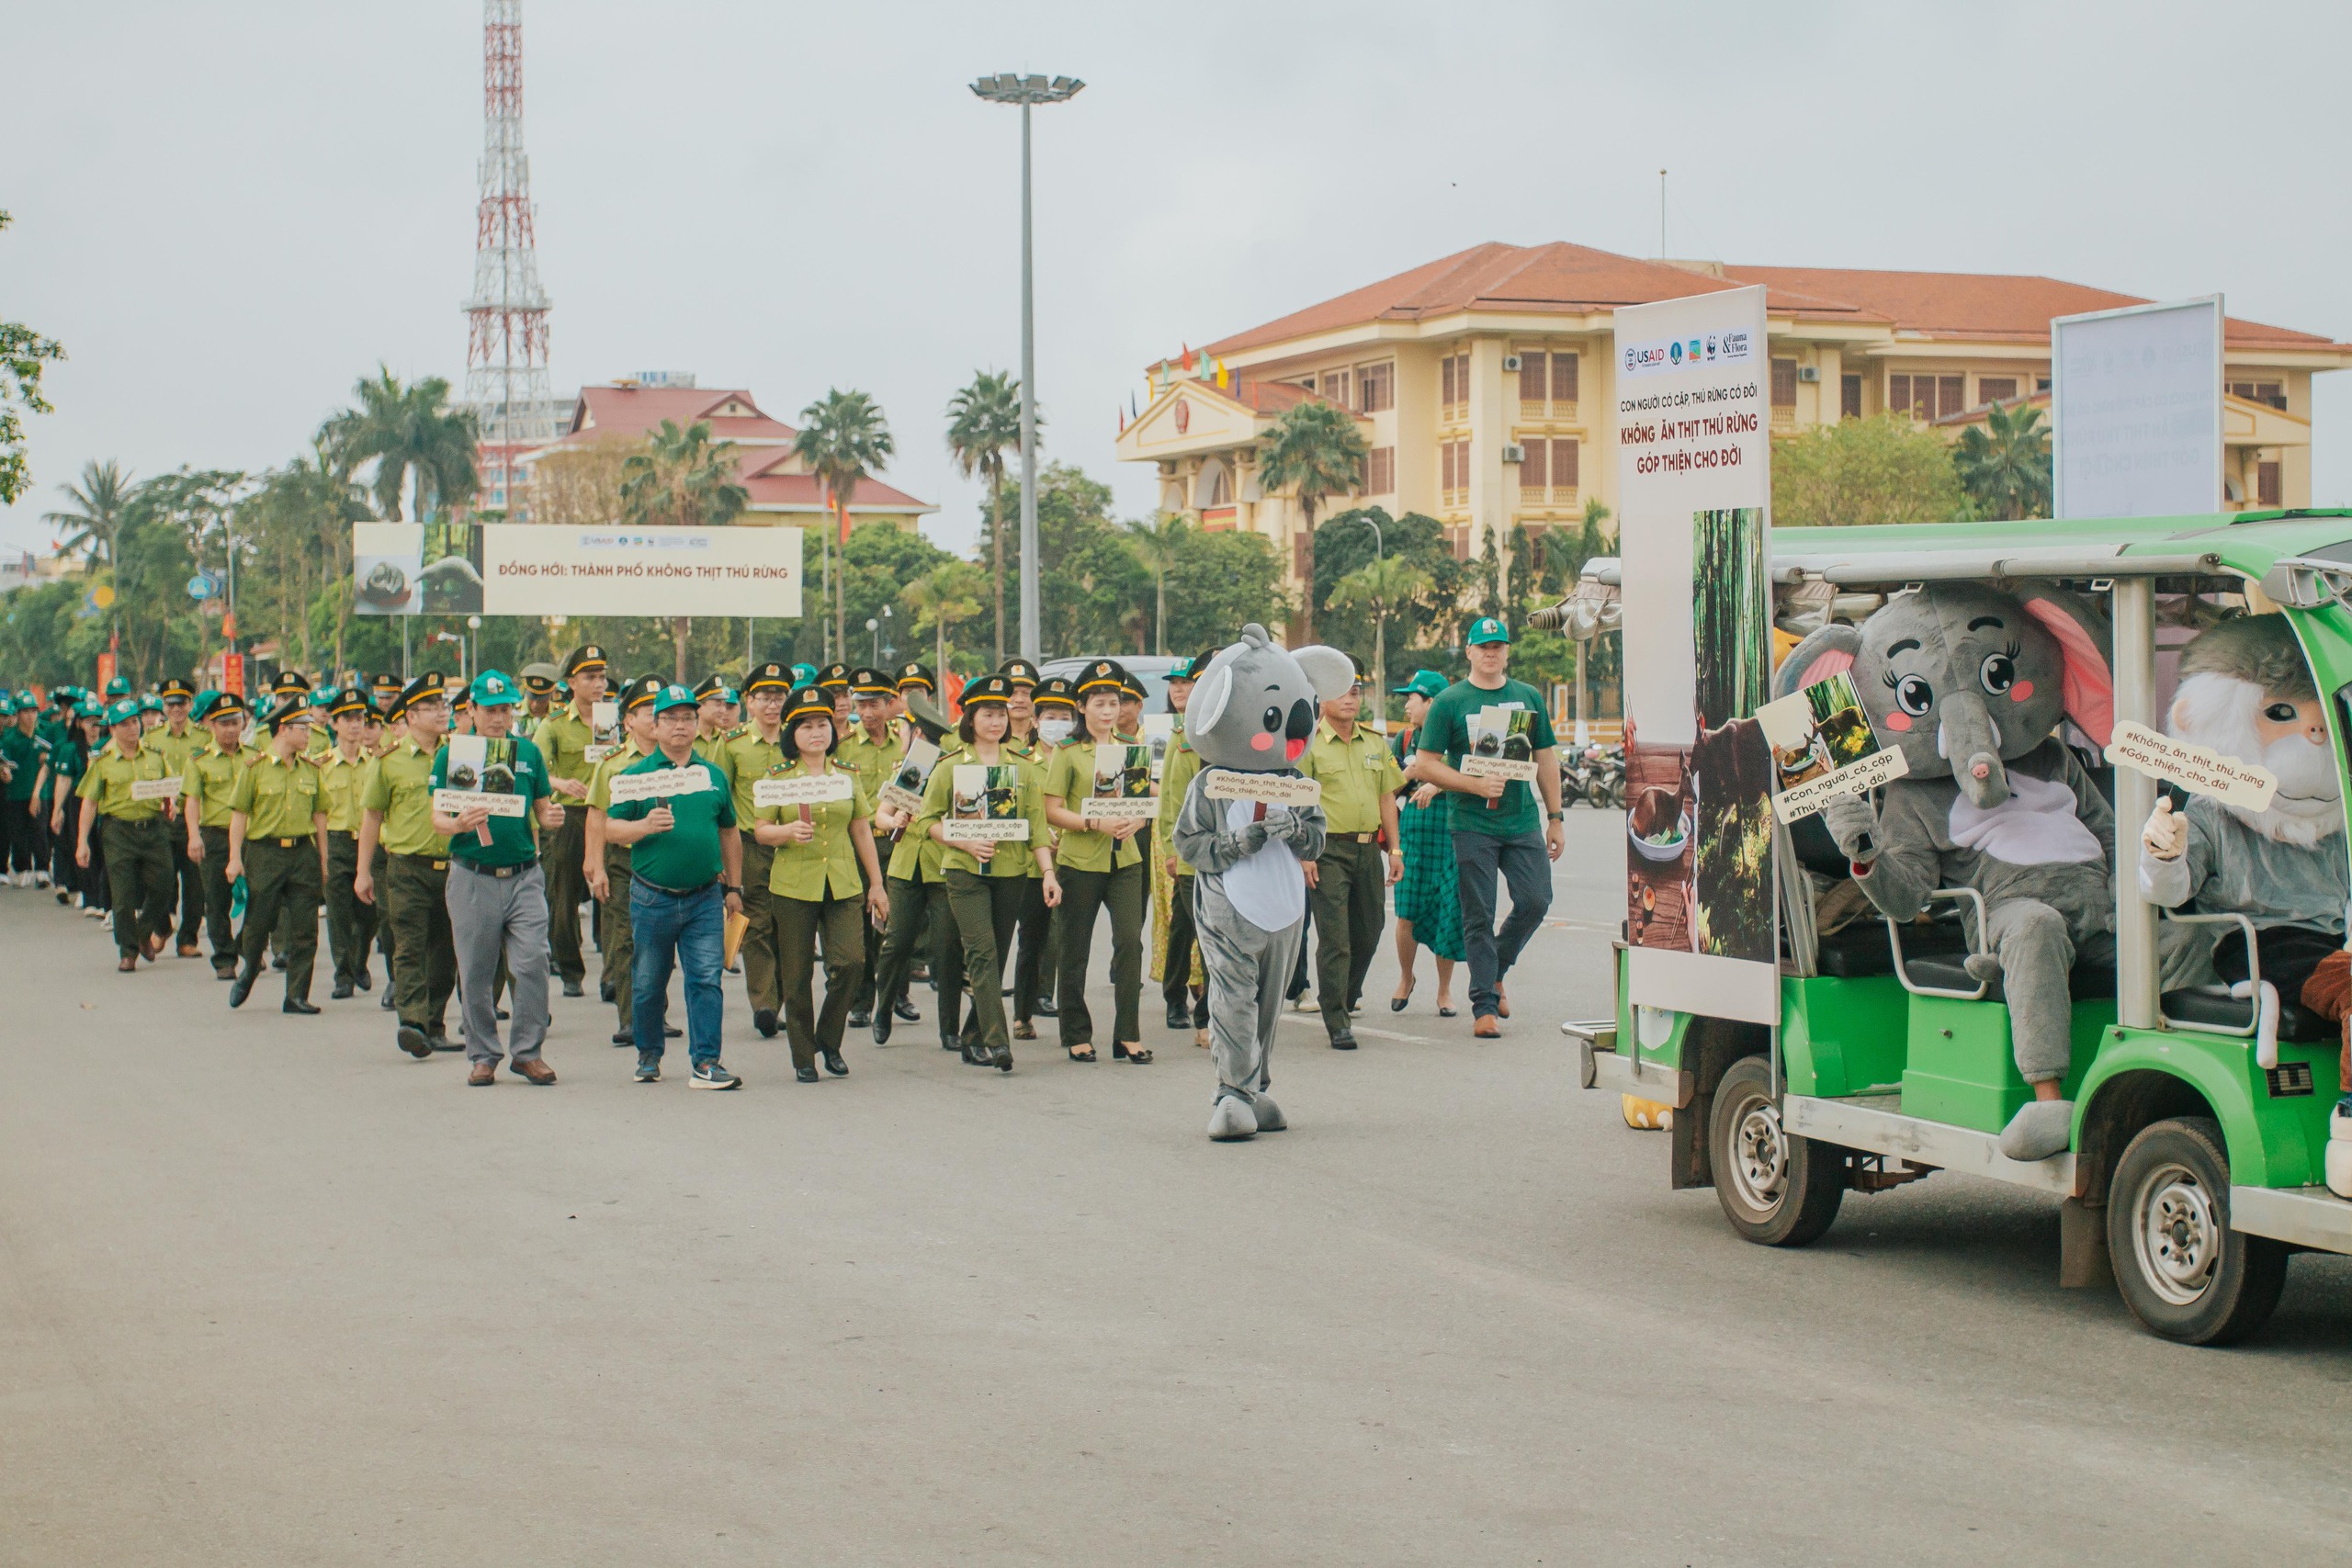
[
  {"xmin": 1196, "ymin": 242, "xmax": 2351, "ymax": 358},
  {"xmin": 567, "ymin": 385, "xmax": 800, "ymax": 444},
  {"xmin": 741, "ymin": 471, "xmax": 933, "ymax": 513}
]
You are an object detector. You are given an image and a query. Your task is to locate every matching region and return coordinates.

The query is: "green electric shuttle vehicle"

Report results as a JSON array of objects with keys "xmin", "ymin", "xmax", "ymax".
[{"xmin": 1566, "ymin": 510, "xmax": 2352, "ymax": 1345}]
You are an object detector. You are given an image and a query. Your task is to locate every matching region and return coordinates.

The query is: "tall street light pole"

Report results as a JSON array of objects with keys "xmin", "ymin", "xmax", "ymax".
[{"xmin": 970, "ymin": 72, "xmax": 1083, "ymax": 664}]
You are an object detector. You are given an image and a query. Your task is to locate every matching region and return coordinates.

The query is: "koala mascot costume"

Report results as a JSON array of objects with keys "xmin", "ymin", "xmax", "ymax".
[
  {"xmin": 1780, "ymin": 582, "xmax": 2116, "ymax": 1162},
  {"xmin": 1170, "ymin": 625, "xmax": 1355, "ymax": 1141},
  {"xmin": 2136, "ymin": 614, "xmax": 2352, "ymax": 1198}
]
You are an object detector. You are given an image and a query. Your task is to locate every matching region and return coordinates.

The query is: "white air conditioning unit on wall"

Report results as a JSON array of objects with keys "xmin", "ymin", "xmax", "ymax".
[
  {"xmin": 1500, "ymin": 443, "xmax": 1526, "ymax": 463},
  {"xmin": 1502, "ymin": 355, "xmax": 1522, "ymax": 371},
  {"xmin": 1796, "ymin": 366, "xmax": 1821, "ymax": 383}
]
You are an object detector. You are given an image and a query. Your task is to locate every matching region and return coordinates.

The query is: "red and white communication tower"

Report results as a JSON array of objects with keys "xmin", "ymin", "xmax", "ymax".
[{"xmin": 463, "ymin": 0, "xmax": 560, "ymax": 515}]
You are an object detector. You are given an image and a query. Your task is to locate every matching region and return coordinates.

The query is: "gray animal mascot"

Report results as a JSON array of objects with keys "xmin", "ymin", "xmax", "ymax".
[
  {"xmin": 2135, "ymin": 614, "xmax": 2352, "ymax": 1195},
  {"xmin": 1170, "ymin": 625, "xmax": 1356, "ymax": 1141},
  {"xmin": 1779, "ymin": 582, "xmax": 2116, "ymax": 1161}
]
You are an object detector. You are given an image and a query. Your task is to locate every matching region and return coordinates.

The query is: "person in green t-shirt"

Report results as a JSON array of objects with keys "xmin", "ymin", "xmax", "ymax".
[
  {"xmin": 427, "ymin": 670, "xmax": 564, "ymax": 1086},
  {"xmin": 1410, "ymin": 616, "xmax": 1565, "ymax": 1035},
  {"xmin": 605, "ymin": 682, "xmax": 745, "ymax": 1089}
]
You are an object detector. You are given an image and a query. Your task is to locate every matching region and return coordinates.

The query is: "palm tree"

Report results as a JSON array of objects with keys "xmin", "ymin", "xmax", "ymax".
[
  {"xmin": 321, "ymin": 367, "xmax": 480, "ymax": 521},
  {"xmin": 945, "ymin": 369, "xmax": 1031, "ymax": 663},
  {"xmin": 794, "ymin": 389, "xmax": 895, "ymax": 659},
  {"xmin": 902, "ymin": 561, "xmax": 986, "ymax": 682},
  {"xmin": 1953, "ymin": 400, "xmax": 2052, "ymax": 521},
  {"xmin": 1254, "ymin": 400, "xmax": 1369, "ymax": 640},
  {"xmin": 1329, "ymin": 557, "xmax": 1430, "ymax": 728},
  {"xmin": 1121, "ymin": 513, "xmax": 1184, "ymax": 654},
  {"xmin": 620, "ymin": 419, "xmax": 749, "ymax": 679},
  {"xmin": 44, "ymin": 458, "xmax": 135, "ymax": 649}
]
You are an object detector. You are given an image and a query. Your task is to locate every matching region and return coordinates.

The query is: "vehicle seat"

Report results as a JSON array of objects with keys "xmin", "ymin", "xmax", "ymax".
[
  {"xmin": 2160, "ymin": 985, "xmax": 2335, "ymax": 1043},
  {"xmin": 1817, "ymin": 918, "xmax": 1968, "ymax": 978},
  {"xmin": 1902, "ymin": 953, "xmax": 2116, "ymax": 1002}
]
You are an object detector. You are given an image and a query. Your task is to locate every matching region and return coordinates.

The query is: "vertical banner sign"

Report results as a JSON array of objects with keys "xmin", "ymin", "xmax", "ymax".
[
  {"xmin": 1614, "ymin": 284, "xmax": 1777, "ymax": 1025},
  {"xmin": 2052, "ymin": 295, "xmax": 2223, "ymax": 519}
]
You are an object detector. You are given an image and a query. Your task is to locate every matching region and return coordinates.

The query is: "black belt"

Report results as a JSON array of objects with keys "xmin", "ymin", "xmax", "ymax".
[
  {"xmin": 636, "ymin": 874, "xmax": 716, "ymax": 897},
  {"xmin": 456, "ymin": 857, "xmax": 537, "ymax": 880},
  {"xmin": 391, "ymin": 852, "xmax": 450, "ymax": 872}
]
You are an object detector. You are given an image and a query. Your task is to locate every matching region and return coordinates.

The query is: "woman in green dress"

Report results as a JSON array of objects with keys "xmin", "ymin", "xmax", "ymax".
[{"xmin": 1386, "ymin": 673, "xmax": 1461, "ymax": 1016}]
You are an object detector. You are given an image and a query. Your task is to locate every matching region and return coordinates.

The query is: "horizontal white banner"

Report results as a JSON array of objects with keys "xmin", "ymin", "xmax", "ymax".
[{"xmin": 353, "ymin": 523, "xmax": 804, "ymax": 618}]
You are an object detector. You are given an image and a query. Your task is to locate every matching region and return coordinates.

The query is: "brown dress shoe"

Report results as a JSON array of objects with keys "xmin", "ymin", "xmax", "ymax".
[
  {"xmin": 510, "ymin": 1058, "xmax": 557, "ymax": 1085},
  {"xmin": 141, "ymin": 935, "xmax": 164, "ymax": 961},
  {"xmin": 176, "ymin": 942, "xmax": 201, "ymax": 959},
  {"xmin": 1495, "ymin": 987, "xmax": 1511, "ymax": 1019},
  {"xmin": 1473, "ymin": 1015, "xmax": 1502, "ymax": 1039},
  {"xmin": 118, "ymin": 954, "xmax": 138, "ymax": 973},
  {"xmin": 468, "ymin": 1060, "xmax": 496, "ymax": 1087}
]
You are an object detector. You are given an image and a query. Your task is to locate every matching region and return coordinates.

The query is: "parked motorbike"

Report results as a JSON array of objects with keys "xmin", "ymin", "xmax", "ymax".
[{"xmin": 1561, "ymin": 744, "xmax": 1623, "ymax": 810}]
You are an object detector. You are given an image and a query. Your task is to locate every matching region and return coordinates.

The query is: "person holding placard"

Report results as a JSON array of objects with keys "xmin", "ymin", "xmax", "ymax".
[
  {"xmin": 224, "ymin": 699, "xmax": 328, "ymax": 1013},
  {"xmin": 429, "ymin": 671, "xmax": 562, "ymax": 1085},
  {"xmin": 317, "ymin": 688, "xmax": 379, "ymax": 998},
  {"xmin": 1154, "ymin": 651, "xmax": 1212, "ymax": 1043},
  {"xmin": 144, "ymin": 676, "xmax": 205, "ymax": 951},
  {"xmin": 1005, "ymin": 664, "xmax": 1061, "ymax": 1039},
  {"xmin": 182, "ymin": 691, "xmax": 257, "ymax": 978},
  {"xmin": 75, "ymin": 698, "xmax": 176, "ymax": 972},
  {"xmin": 840, "ymin": 666, "xmax": 918, "ymax": 1032},
  {"xmin": 713, "ymin": 660, "xmax": 796, "ymax": 1038},
  {"xmin": 753, "ymin": 686, "xmax": 890, "ymax": 1082},
  {"xmin": 533, "ymin": 645, "xmax": 611, "ymax": 1000},
  {"xmin": 866, "ymin": 717, "xmax": 965, "ymax": 1052},
  {"xmin": 585, "ymin": 675, "xmax": 665, "ymax": 1046},
  {"xmin": 913, "ymin": 674, "xmax": 1059, "ymax": 1071},
  {"xmin": 356, "ymin": 673, "xmax": 458, "ymax": 1057},
  {"xmin": 1043, "ymin": 660, "xmax": 1152, "ymax": 1064},
  {"xmin": 1298, "ymin": 657, "xmax": 1405, "ymax": 1051},
  {"xmin": 1411, "ymin": 617, "xmax": 1564, "ymax": 1038}
]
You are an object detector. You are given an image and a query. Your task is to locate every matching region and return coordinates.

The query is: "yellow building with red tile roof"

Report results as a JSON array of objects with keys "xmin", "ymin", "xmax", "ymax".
[{"xmin": 1114, "ymin": 241, "xmax": 2352, "ymax": 584}]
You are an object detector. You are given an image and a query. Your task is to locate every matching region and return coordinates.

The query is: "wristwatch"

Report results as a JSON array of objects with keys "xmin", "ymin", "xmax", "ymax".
[
  {"xmin": 722, "ymin": 884, "xmax": 741, "ymax": 897},
  {"xmin": 1546, "ymin": 810, "xmax": 1565, "ymax": 821}
]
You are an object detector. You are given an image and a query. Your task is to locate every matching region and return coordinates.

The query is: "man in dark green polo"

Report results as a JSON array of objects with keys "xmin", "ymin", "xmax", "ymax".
[{"xmin": 226, "ymin": 699, "xmax": 328, "ymax": 1013}]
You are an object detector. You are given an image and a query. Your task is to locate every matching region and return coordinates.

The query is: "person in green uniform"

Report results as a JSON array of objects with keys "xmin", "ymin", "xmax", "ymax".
[
  {"xmin": 515, "ymin": 663, "xmax": 560, "ymax": 740},
  {"xmin": 911, "ymin": 674, "xmax": 1059, "ymax": 1071},
  {"xmin": 1011, "ymin": 672, "xmax": 1079, "ymax": 1035},
  {"xmin": 1155, "ymin": 650, "xmax": 1214, "ymax": 1043},
  {"xmin": 75, "ymin": 698, "xmax": 176, "ymax": 970},
  {"xmin": 225, "ymin": 699, "xmax": 328, "ymax": 1012},
  {"xmin": 533, "ymin": 644, "xmax": 612, "ymax": 999},
  {"xmin": 604, "ymin": 682, "xmax": 746, "ymax": 1089},
  {"xmin": 317, "ymin": 687, "xmax": 379, "ymax": 998},
  {"xmin": 865, "ymin": 713, "xmax": 966, "ymax": 1051},
  {"xmin": 1297, "ymin": 656, "xmax": 1405, "ymax": 1051},
  {"xmin": 182, "ymin": 691, "xmax": 257, "ymax": 978},
  {"xmin": 303, "ymin": 685, "xmax": 336, "ymax": 756},
  {"xmin": 753, "ymin": 686, "xmax": 889, "ymax": 1082},
  {"xmin": 839, "ymin": 666, "xmax": 915, "ymax": 1031},
  {"xmin": 356, "ymin": 672, "xmax": 458, "ymax": 1057},
  {"xmin": 44, "ymin": 696, "xmax": 93, "ymax": 907},
  {"xmin": 430, "ymin": 670, "xmax": 564, "ymax": 1087},
  {"xmin": 1042, "ymin": 660, "xmax": 1152, "ymax": 1063},
  {"xmin": 585, "ymin": 675, "xmax": 664, "ymax": 1045},
  {"xmin": 1, "ymin": 694, "xmax": 51, "ymax": 885},
  {"xmin": 814, "ymin": 662, "xmax": 854, "ymax": 733},
  {"xmin": 692, "ymin": 673, "xmax": 735, "ymax": 751},
  {"xmin": 712, "ymin": 660, "xmax": 794, "ymax": 1038}
]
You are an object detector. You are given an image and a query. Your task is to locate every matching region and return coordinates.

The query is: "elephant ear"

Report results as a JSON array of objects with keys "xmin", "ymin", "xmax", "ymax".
[
  {"xmin": 1289, "ymin": 644, "xmax": 1357, "ymax": 701},
  {"xmin": 1773, "ymin": 624, "xmax": 1862, "ymax": 701},
  {"xmin": 2018, "ymin": 590, "xmax": 2114, "ymax": 747}
]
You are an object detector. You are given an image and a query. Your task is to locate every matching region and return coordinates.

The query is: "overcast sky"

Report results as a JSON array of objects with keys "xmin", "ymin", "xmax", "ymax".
[{"xmin": 6, "ymin": 0, "xmax": 2349, "ymax": 559}]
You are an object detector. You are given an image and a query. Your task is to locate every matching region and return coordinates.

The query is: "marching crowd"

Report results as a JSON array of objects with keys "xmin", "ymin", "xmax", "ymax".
[{"xmin": 0, "ymin": 619, "xmax": 1568, "ymax": 1089}]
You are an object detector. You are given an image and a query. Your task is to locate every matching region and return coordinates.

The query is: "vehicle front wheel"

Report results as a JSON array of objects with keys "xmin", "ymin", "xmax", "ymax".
[
  {"xmin": 1708, "ymin": 1055, "xmax": 1844, "ymax": 1247},
  {"xmin": 2106, "ymin": 1116, "xmax": 2287, "ymax": 1346}
]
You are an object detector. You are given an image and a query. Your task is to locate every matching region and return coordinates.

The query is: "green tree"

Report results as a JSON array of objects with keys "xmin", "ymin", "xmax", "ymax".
[
  {"xmin": 902, "ymin": 560, "xmax": 987, "ymax": 679},
  {"xmin": 1256, "ymin": 400, "xmax": 1369, "ymax": 640},
  {"xmin": 1311, "ymin": 506, "xmax": 1475, "ymax": 668},
  {"xmin": 241, "ymin": 446, "xmax": 372, "ymax": 673},
  {"xmin": 1158, "ymin": 524, "xmax": 1286, "ymax": 659},
  {"xmin": 1771, "ymin": 412, "xmax": 1969, "ymax": 526},
  {"xmin": 1329, "ymin": 556, "xmax": 1430, "ymax": 726},
  {"xmin": 794, "ymin": 389, "xmax": 895, "ymax": 661},
  {"xmin": 945, "ymin": 369, "xmax": 1029, "ymax": 663},
  {"xmin": 322, "ymin": 367, "xmax": 479, "ymax": 522},
  {"xmin": 843, "ymin": 518, "xmax": 955, "ymax": 668},
  {"xmin": 1952, "ymin": 400, "xmax": 2052, "ymax": 521},
  {"xmin": 117, "ymin": 469, "xmax": 242, "ymax": 688},
  {"xmin": 0, "ymin": 211, "xmax": 65, "ymax": 506},
  {"xmin": 1122, "ymin": 512, "xmax": 1184, "ymax": 654},
  {"xmin": 42, "ymin": 459, "xmax": 134, "ymax": 649},
  {"xmin": 620, "ymin": 418, "xmax": 749, "ymax": 679}
]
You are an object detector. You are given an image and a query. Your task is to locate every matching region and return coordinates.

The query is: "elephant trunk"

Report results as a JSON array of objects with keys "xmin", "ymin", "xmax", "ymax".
[{"xmin": 1938, "ymin": 690, "xmax": 2010, "ymax": 808}]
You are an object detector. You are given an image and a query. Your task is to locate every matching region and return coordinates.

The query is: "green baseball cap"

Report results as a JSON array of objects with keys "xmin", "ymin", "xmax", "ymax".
[
  {"xmin": 470, "ymin": 669, "xmax": 520, "ymax": 708},
  {"xmin": 106, "ymin": 698, "xmax": 141, "ymax": 727},
  {"xmin": 138, "ymin": 694, "xmax": 164, "ymax": 714},
  {"xmin": 651, "ymin": 682, "xmax": 700, "ymax": 716},
  {"xmin": 1392, "ymin": 669, "xmax": 1449, "ymax": 699},
  {"xmin": 104, "ymin": 675, "xmax": 132, "ymax": 698},
  {"xmin": 1465, "ymin": 616, "xmax": 1511, "ymax": 646}
]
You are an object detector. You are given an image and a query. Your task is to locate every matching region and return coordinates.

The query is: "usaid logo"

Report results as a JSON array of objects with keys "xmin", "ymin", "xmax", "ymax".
[{"xmin": 1623, "ymin": 340, "xmax": 1675, "ymax": 376}]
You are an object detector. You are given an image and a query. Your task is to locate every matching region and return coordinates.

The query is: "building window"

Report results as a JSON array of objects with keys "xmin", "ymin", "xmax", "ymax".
[
  {"xmin": 2231, "ymin": 379, "xmax": 2289, "ymax": 411},
  {"xmin": 1840, "ymin": 374, "xmax": 1862, "ymax": 420},
  {"xmin": 1439, "ymin": 437, "xmax": 1470, "ymax": 498},
  {"xmin": 1321, "ymin": 368, "xmax": 1351, "ymax": 406},
  {"xmin": 1363, "ymin": 446, "xmax": 1394, "ymax": 494},
  {"xmin": 2258, "ymin": 459, "xmax": 2283, "ymax": 506},
  {"xmin": 1199, "ymin": 461, "xmax": 1231, "ymax": 508},
  {"xmin": 1356, "ymin": 361, "xmax": 1394, "ymax": 412},
  {"xmin": 1552, "ymin": 437, "xmax": 1578, "ymax": 494},
  {"xmin": 1977, "ymin": 376, "xmax": 2018, "ymax": 407},
  {"xmin": 1519, "ymin": 351, "xmax": 1547, "ymax": 408},
  {"xmin": 1551, "ymin": 352, "xmax": 1578, "ymax": 406},
  {"xmin": 1889, "ymin": 373, "xmax": 1965, "ymax": 422},
  {"xmin": 1445, "ymin": 524, "xmax": 1473, "ymax": 561},
  {"xmin": 1519, "ymin": 437, "xmax": 1546, "ymax": 491},
  {"xmin": 1770, "ymin": 358, "xmax": 1799, "ymax": 409},
  {"xmin": 2035, "ymin": 376, "xmax": 2052, "ymax": 392},
  {"xmin": 1440, "ymin": 352, "xmax": 1470, "ymax": 413}
]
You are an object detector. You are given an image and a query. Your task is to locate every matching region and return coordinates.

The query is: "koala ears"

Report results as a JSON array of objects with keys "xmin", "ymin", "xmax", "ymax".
[
  {"xmin": 1773, "ymin": 624, "xmax": 1861, "ymax": 702},
  {"xmin": 1190, "ymin": 659, "xmax": 1235, "ymax": 735},
  {"xmin": 1289, "ymin": 645, "xmax": 1357, "ymax": 702},
  {"xmin": 2017, "ymin": 590, "xmax": 2114, "ymax": 747}
]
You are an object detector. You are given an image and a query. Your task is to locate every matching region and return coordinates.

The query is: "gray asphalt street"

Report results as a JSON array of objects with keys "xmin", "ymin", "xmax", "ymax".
[{"xmin": 4, "ymin": 809, "xmax": 2348, "ymax": 1565}]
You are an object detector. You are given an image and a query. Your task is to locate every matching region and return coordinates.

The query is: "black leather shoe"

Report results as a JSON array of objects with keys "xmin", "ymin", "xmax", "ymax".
[
  {"xmin": 1165, "ymin": 1002, "xmax": 1192, "ymax": 1030},
  {"xmin": 599, "ymin": 982, "xmax": 615, "ymax": 1004},
  {"xmin": 664, "ymin": 1023, "xmax": 681, "ymax": 1038},
  {"xmin": 379, "ymin": 989, "xmax": 395, "ymax": 1010},
  {"xmin": 283, "ymin": 998, "xmax": 321, "ymax": 1015},
  {"xmin": 427, "ymin": 1033, "xmax": 460, "ymax": 1053},
  {"xmin": 612, "ymin": 1028, "xmax": 636, "ymax": 1046},
  {"xmin": 848, "ymin": 1008, "xmax": 873, "ymax": 1029},
  {"xmin": 872, "ymin": 1010, "xmax": 893, "ymax": 1045},
  {"xmin": 753, "ymin": 1008, "xmax": 778, "ymax": 1038},
  {"xmin": 893, "ymin": 997, "xmax": 922, "ymax": 1023},
  {"xmin": 228, "ymin": 970, "xmax": 255, "ymax": 1009},
  {"xmin": 1033, "ymin": 995, "xmax": 1057, "ymax": 1018},
  {"xmin": 1329, "ymin": 1030, "xmax": 1358, "ymax": 1051},
  {"xmin": 397, "ymin": 1025, "xmax": 432, "ymax": 1059},
  {"xmin": 271, "ymin": 953, "xmax": 288, "ymax": 971},
  {"xmin": 331, "ymin": 981, "xmax": 354, "ymax": 1000},
  {"xmin": 795, "ymin": 1066, "xmax": 821, "ymax": 1084},
  {"xmin": 820, "ymin": 1048, "xmax": 848, "ymax": 1077},
  {"xmin": 355, "ymin": 970, "xmax": 372, "ymax": 992},
  {"xmin": 992, "ymin": 1044, "xmax": 1012, "ymax": 1073},
  {"xmin": 561, "ymin": 978, "xmax": 583, "ymax": 998}
]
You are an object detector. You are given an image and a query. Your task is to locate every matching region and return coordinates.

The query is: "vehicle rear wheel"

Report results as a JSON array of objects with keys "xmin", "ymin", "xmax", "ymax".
[
  {"xmin": 2106, "ymin": 1116, "xmax": 2287, "ymax": 1346},
  {"xmin": 1708, "ymin": 1055, "xmax": 1843, "ymax": 1247}
]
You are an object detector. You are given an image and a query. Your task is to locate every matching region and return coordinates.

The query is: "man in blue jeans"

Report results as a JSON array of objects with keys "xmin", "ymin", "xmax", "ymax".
[
  {"xmin": 1411, "ymin": 616, "xmax": 1566, "ymax": 1037},
  {"xmin": 603, "ymin": 683, "xmax": 747, "ymax": 1089}
]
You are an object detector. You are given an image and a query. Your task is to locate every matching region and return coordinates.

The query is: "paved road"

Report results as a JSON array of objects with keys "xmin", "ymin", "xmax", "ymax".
[{"xmin": 3, "ymin": 810, "xmax": 2347, "ymax": 1565}]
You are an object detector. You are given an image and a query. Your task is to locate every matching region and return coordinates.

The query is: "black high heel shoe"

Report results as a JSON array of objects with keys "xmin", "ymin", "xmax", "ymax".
[{"xmin": 1113, "ymin": 1042, "xmax": 1153, "ymax": 1065}]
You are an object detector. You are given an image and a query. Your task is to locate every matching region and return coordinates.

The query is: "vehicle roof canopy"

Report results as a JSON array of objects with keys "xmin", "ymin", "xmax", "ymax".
[{"xmin": 1770, "ymin": 509, "xmax": 2352, "ymax": 587}]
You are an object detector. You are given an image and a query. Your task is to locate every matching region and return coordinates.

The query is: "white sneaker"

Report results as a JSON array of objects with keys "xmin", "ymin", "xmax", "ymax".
[{"xmin": 34, "ymin": 870, "xmax": 51, "ymax": 887}]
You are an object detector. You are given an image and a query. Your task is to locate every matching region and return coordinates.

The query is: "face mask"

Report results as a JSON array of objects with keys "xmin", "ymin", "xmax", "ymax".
[{"xmin": 1039, "ymin": 716, "xmax": 1073, "ymax": 744}]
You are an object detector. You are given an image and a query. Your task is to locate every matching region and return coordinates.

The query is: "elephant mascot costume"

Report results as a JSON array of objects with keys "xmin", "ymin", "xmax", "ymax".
[
  {"xmin": 1778, "ymin": 582, "xmax": 2116, "ymax": 1161},
  {"xmin": 1170, "ymin": 625, "xmax": 1355, "ymax": 1142}
]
